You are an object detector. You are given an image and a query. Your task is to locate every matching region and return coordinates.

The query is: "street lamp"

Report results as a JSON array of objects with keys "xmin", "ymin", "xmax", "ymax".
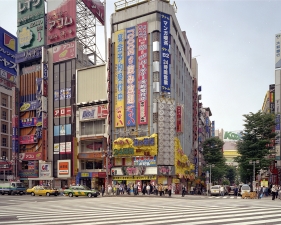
[
  {"xmin": 206, "ymin": 164, "xmax": 214, "ymax": 195},
  {"xmin": 249, "ymin": 160, "xmax": 259, "ymax": 190}
]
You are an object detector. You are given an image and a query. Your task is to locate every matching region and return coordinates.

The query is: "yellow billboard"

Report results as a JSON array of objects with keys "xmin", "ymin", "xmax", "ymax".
[{"xmin": 115, "ymin": 30, "xmax": 125, "ymax": 127}]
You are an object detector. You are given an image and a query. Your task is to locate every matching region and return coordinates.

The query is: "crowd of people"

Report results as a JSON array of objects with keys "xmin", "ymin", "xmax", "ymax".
[{"xmin": 257, "ymin": 184, "xmax": 281, "ymax": 200}]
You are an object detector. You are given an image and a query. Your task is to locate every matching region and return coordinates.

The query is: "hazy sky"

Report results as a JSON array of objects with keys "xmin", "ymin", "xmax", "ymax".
[{"xmin": 1, "ymin": 0, "xmax": 280, "ymax": 131}]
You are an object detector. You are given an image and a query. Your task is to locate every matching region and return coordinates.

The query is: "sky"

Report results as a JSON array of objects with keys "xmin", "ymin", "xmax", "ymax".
[{"xmin": 1, "ymin": 0, "xmax": 280, "ymax": 131}]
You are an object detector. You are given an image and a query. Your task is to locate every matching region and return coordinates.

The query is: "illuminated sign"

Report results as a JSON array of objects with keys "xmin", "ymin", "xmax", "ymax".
[{"xmin": 79, "ymin": 105, "xmax": 108, "ymax": 121}]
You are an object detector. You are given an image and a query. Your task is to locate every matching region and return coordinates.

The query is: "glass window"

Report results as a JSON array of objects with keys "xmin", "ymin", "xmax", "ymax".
[
  {"xmin": 81, "ymin": 120, "xmax": 105, "ymax": 135},
  {"xmin": 54, "ymin": 118, "xmax": 60, "ymax": 126},
  {"xmin": 2, "ymin": 138, "xmax": 6, "ymax": 147},
  {"xmin": 66, "ymin": 61, "xmax": 71, "ymax": 71},
  {"xmin": 60, "ymin": 70, "xmax": 66, "ymax": 82},
  {"xmin": 60, "ymin": 117, "xmax": 65, "ymax": 125},
  {"xmin": 60, "ymin": 62, "xmax": 65, "ymax": 72},
  {"xmin": 54, "ymin": 64, "xmax": 59, "ymax": 73},
  {"xmin": 54, "ymin": 101, "xmax": 59, "ymax": 108},
  {"xmin": 2, "ymin": 124, "xmax": 7, "ymax": 133},
  {"xmin": 2, "ymin": 111, "xmax": 6, "ymax": 120},
  {"xmin": 66, "ymin": 69, "xmax": 72, "ymax": 81},
  {"xmin": 2, "ymin": 98, "xmax": 6, "ymax": 107}
]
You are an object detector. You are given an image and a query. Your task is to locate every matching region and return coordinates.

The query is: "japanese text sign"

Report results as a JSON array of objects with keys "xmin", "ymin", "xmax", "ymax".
[
  {"xmin": 81, "ymin": 0, "xmax": 104, "ymax": 25},
  {"xmin": 53, "ymin": 41, "xmax": 76, "ymax": 63}
]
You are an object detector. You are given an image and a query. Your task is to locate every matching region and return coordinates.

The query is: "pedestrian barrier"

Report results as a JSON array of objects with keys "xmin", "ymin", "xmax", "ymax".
[{"xmin": 242, "ymin": 192, "xmax": 257, "ymax": 199}]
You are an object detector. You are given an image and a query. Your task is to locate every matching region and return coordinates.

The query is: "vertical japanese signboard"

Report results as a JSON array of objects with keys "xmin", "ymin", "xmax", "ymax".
[
  {"xmin": 137, "ymin": 22, "xmax": 148, "ymax": 125},
  {"xmin": 126, "ymin": 27, "xmax": 136, "ymax": 127},
  {"xmin": 176, "ymin": 105, "xmax": 182, "ymax": 133},
  {"xmin": 47, "ymin": 0, "xmax": 77, "ymax": 45},
  {"xmin": 115, "ymin": 30, "xmax": 125, "ymax": 127},
  {"xmin": 211, "ymin": 121, "xmax": 215, "ymax": 137},
  {"xmin": 160, "ymin": 13, "xmax": 171, "ymax": 93},
  {"xmin": 276, "ymin": 33, "xmax": 281, "ymax": 69},
  {"xmin": 270, "ymin": 84, "xmax": 275, "ymax": 114},
  {"xmin": 276, "ymin": 114, "xmax": 280, "ymax": 145}
]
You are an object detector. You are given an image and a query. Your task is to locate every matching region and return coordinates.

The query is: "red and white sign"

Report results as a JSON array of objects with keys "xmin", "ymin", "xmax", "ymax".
[
  {"xmin": 79, "ymin": 104, "xmax": 108, "ymax": 121},
  {"xmin": 53, "ymin": 41, "xmax": 77, "ymax": 63},
  {"xmin": 54, "ymin": 106, "xmax": 72, "ymax": 118},
  {"xmin": 66, "ymin": 142, "xmax": 71, "ymax": 154},
  {"xmin": 176, "ymin": 105, "xmax": 183, "ymax": 133},
  {"xmin": 19, "ymin": 135, "xmax": 37, "ymax": 144},
  {"xmin": 47, "ymin": 0, "xmax": 77, "ymax": 45},
  {"xmin": 42, "ymin": 112, "xmax": 48, "ymax": 129},
  {"xmin": 81, "ymin": 0, "xmax": 104, "ymax": 25},
  {"xmin": 137, "ymin": 22, "xmax": 148, "ymax": 125},
  {"xmin": 19, "ymin": 152, "xmax": 42, "ymax": 161}
]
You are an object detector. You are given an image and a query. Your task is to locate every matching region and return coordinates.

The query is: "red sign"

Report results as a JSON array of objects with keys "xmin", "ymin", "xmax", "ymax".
[
  {"xmin": 176, "ymin": 105, "xmax": 182, "ymax": 133},
  {"xmin": 81, "ymin": 0, "xmax": 104, "ymax": 25},
  {"xmin": 19, "ymin": 152, "xmax": 42, "ymax": 161},
  {"xmin": 98, "ymin": 172, "xmax": 106, "ymax": 178},
  {"xmin": 19, "ymin": 135, "xmax": 37, "ymax": 144},
  {"xmin": 54, "ymin": 106, "xmax": 72, "ymax": 118},
  {"xmin": 42, "ymin": 112, "xmax": 48, "ymax": 129},
  {"xmin": 137, "ymin": 22, "xmax": 148, "ymax": 125},
  {"xmin": 42, "ymin": 130, "xmax": 47, "ymax": 161},
  {"xmin": 47, "ymin": 0, "xmax": 77, "ymax": 45},
  {"xmin": 53, "ymin": 41, "xmax": 77, "ymax": 63},
  {"xmin": 12, "ymin": 115, "xmax": 19, "ymax": 127}
]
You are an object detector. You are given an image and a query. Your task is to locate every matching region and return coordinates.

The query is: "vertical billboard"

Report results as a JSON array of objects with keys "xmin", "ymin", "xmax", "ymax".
[
  {"xmin": 53, "ymin": 41, "xmax": 77, "ymax": 63},
  {"xmin": 47, "ymin": 0, "xmax": 77, "ymax": 45},
  {"xmin": 126, "ymin": 27, "xmax": 136, "ymax": 127},
  {"xmin": 17, "ymin": 0, "xmax": 45, "ymax": 26},
  {"xmin": 0, "ymin": 27, "xmax": 17, "ymax": 76},
  {"xmin": 81, "ymin": 0, "xmax": 105, "ymax": 25},
  {"xmin": 270, "ymin": 84, "xmax": 275, "ymax": 114},
  {"xmin": 211, "ymin": 121, "xmax": 215, "ymax": 137},
  {"xmin": 137, "ymin": 22, "xmax": 148, "ymax": 125},
  {"xmin": 276, "ymin": 33, "xmax": 281, "ymax": 69},
  {"xmin": 115, "ymin": 30, "xmax": 125, "ymax": 127},
  {"xmin": 176, "ymin": 105, "xmax": 183, "ymax": 133},
  {"xmin": 160, "ymin": 13, "xmax": 171, "ymax": 93},
  {"xmin": 276, "ymin": 114, "xmax": 280, "ymax": 145}
]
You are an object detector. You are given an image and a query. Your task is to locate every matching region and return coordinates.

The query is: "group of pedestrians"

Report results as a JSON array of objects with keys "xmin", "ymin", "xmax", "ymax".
[{"xmin": 257, "ymin": 185, "xmax": 281, "ymax": 200}]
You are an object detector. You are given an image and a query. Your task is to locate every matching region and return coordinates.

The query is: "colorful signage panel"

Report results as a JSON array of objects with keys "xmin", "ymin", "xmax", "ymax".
[
  {"xmin": 211, "ymin": 121, "xmax": 215, "ymax": 137},
  {"xmin": 0, "ymin": 27, "xmax": 17, "ymax": 76},
  {"xmin": 81, "ymin": 0, "xmax": 105, "ymax": 25},
  {"xmin": 19, "ymin": 134, "xmax": 38, "ymax": 144},
  {"xmin": 114, "ymin": 29, "xmax": 125, "ymax": 127},
  {"xmin": 57, "ymin": 160, "xmax": 71, "ymax": 177},
  {"xmin": 39, "ymin": 162, "xmax": 52, "ymax": 178},
  {"xmin": 270, "ymin": 84, "xmax": 275, "ymax": 113},
  {"xmin": 20, "ymin": 117, "xmax": 41, "ymax": 128},
  {"xmin": 17, "ymin": 18, "xmax": 45, "ymax": 53},
  {"xmin": 0, "ymin": 69, "xmax": 16, "ymax": 83},
  {"xmin": 157, "ymin": 166, "xmax": 175, "ymax": 175},
  {"xmin": 54, "ymin": 88, "xmax": 71, "ymax": 101},
  {"xmin": 79, "ymin": 105, "xmax": 108, "ymax": 121},
  {"xmin": 53, "ymin": 41, "xmax": 76, "ymax": 63},
  {"xmin": 133, "ymin": 156, "xmax": 156, "ymax": 166},
  {"xmin": 125, "ymin": 26, "xmax": 136, "ymax": 127},
  {"xmin": 12, "ymin": 140, "xmax": 19, "ymax": 153},
  {"xmin": 17, "ymin": 0, "xmax": 45, "ymax": 26},
  {"xmin": 54, "ymin": 143, "xmax": 59, "ymax": 154},
  {"xmin": 20, "ymin": 100, "xmax": 37, "ymax": 112},
  {"xmin": 276, "ymin": 33, "xmax": 281, "ymax": 69},
  {"xmin": 15, "ymin": 46, "xmax": 42, "ymax": 63},
  {"xmin": 19, "ymin": 152, "xmax": 42, "ymax": 161},
  {"xmin": 176, "ymin": 105, "xmax": 183, "ymax": 133},
  {"xmin": 47, "ymin": 0, "xmax": 77, "ymax": 45},
  {"xmin": 19, "ymin": 161, "xmax": 39, "ymax": 178},
  {"xmin": 137, "ymin": 22, "xmax": 148, "ymax": 125},
  {"xmin": 59, "ymin": 142, "xmax": 71, "ymax": 154},
  {"xmin": 54, "ymin": 124, "xmax": 71, "ymax": 136},
  {"xmin": 54, "ymin": 106, "xmax": 72, "ymax": 118},
  {"xmin": 0, "ymin": 78, "xmax": 16, "ymax": 89},
  {"xmin": 160, "ymin": 13, "xmax": 171, "ymax": 92}
]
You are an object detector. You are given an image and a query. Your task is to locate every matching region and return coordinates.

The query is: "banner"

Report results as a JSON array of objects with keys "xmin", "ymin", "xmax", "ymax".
[
  {"xmin": 19, "ymin": 134, "xmax": 37, "ymax": 144},
  {"xmin": 125, "ymin": 26, "xmax": 136, "ymax": 127},
  {"xmin": 133, "ymin": 156, "xmax": 156, "ymax": 166},
  {"xmin": 81, "ymin": 0, "xmax": 104, "ymax": 25},
  {"xmin": 176, "ymin": 105, "xmax": 182, "ymax": 133},
  {"xmin": 160, "ymin": 13, "xmax": 171, "ymax": 92},
  {"xmin": 115, "ymin": 30, "xmax": 125, "ymax": 127},
  {"xmin": 79, "ymin": 105, "xmax": 108, "ymax": 121},
  {"xmin": 20, "ymin": 117, "xmax": 41, "ymax": 128},
  {"xmin": 57, "ymin": 160, "xmax": 71, "ymax": 177},
  {"xmin": 137, "ymin": 22, "xmax": 148, "ymax": 125},
  {"xmin": 270, "ymin": 84, "xmax": 275, "ymax": 113},
  {"xmin": 15, "ymin": 46, "xmax": 42, "ymax": 63},
  {"xmin": 20, "ymin": 100, "xmax": 37, "ymax": 112},
  {"xmin": 53, "ymin": 41, "xmax": 76, "ymax": 63}
]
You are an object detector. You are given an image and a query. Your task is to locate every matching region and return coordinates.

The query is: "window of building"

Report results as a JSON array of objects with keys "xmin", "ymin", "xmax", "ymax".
[
  {"xmin": 2, "ymin": 98, "xmax": 6, "ymax": 107},
  {"xmin": 2, "ymin": 111, "xmax": 6, "ymax": 120},
  {"xmin": 2, "ymin": 151, "xmax": 6, "ymax": 157},
  {"xmin": 81, "ymin": 120, "xmax": 105, "ymax": 136},
  {"xmin": 81, "ymin": 160, "xmax": 103, "ymax": 170},
  {"xmin": 2, "ymin": 124, "xmax": 7, "ymax": 133},
  {"xmin": 2, "ymin": 138, "xmax": 6, "ymax": 147}
]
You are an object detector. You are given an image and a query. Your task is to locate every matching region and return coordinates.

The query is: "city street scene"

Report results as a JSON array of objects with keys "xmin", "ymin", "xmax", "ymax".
[{"xmin": 0, "ymin": 0, "xmax": 281, "ymax": 224}]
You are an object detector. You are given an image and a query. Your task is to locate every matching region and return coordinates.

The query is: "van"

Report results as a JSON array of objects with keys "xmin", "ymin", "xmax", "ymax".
[{"xmin": 240, "ymin": 185, "xmax": 251, "ymax": 196}]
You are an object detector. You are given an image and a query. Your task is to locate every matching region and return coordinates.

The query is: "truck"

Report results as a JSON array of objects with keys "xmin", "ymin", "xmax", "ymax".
[{"xmin": 0, "ymin": 182, "xmax": 26, "ymax": 195}]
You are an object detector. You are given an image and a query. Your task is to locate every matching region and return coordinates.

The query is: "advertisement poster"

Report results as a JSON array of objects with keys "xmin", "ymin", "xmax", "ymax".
[
  {"xmin": 60, "ymin": 88, "xmax": 71, "ymax": 100},
  {"xmin": 47, "ymin": 0, "xmax": 77, "ymax": 45},
  {"xmin": 54, "ymin": 124, "xmax": 71, "ymax": 136},
  {"xmin": 19, "ymin": 134, "xmax": 37, "ymax": 144},
  {"xmin": 54, "ymin": 143, "xmax": 60, "ymax": 154},
  {"xmin": 137, "ymin": 22, "xmax": 148, "ymax": 125},
  {"xmin": 176, "ymin": 105, "xmax": 182, "ymax": 133},
  {"xmin": 81, "ymin": 0, "xmax": 104, "ymax": 25},
  {"xmin": 66, "ymin": 142, "xmax": 71, "ymax": 154},
  {"xmin": 15, "ymin": 46, "xmax": 42, "ymax": 63},
  {"xmin": 53, "ymin": 41, "xmax": 76, "ymax": 63},
  {"xmin": 60, "ymin": 142, "xmax": 66, "ymax": 154},
  {"xmin": 17, "ymin": 18, "xmax": 45, "ymax": 53},
  {"xmin": 79, "ymin": 105, "xmax": 108, "ymax": 120},
  {"xmin": 125, "ymin": 26, "xmax": 136, "ymax": 127},
  {"xmin": 0, "ymin": 28, "xmax": 17, "ymax": 76},
  {"xmin": 20, "ymin": 100, "xmax": 37, "ymax": 112},
  {"xmin": 57, "ymin": 160, "xmax": 71, "ymax": 177},
  {"xmin": 20, "ymin": 117, "xmax": 41, "ymax": 128},
  {"xmin": 39, "ymin": 162, "xmax": 52, "ymax": 178},
  {"xmin": 160, "ymin": 13, "xmax": 171, "ymax": 92},
  {"xmin": 19, "ymin": 152, "xmax": 42, "ymax": 161},
  {"xmin": 54, "ymin": 106, "xmax": 72, "ymax": 118},
  {"xmin": 114, "ymin": 29, "xmax": 125, "ymax": 127},
  {"xmin": 276, "ymin": 33, "xmax": 281, "ymax": 69}
]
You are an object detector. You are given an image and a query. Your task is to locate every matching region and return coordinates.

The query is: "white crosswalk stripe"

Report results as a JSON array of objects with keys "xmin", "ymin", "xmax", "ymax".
[
  {"xmin": 208, "ymin": 196, "xmax": 241, "ymax": 199},
  {"xmin": 0, "ymin": 197, "xmax": 280, "ymax": 225}
]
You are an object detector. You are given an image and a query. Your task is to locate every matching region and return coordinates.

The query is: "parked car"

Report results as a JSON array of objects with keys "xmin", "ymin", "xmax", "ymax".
[
  {"xmin": 228, "ymin": 186, "xmax": 235, "ymax": 195},
  {"xmin": 64, "ymin": 185, "xmax": 100, "ymax": 198},
  {"xmin": 0, "ymin": 182, "xmax": 26, "ymax": 195},
  {"xmin": 210, "ymin": 185, "xmax": 221, "ymax": 196},
  {"xmin": 27, "ymin": 186, "xmax": 58, "ymax": 196}
]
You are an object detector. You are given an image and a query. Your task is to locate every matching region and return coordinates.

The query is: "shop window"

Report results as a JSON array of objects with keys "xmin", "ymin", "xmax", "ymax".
[{"xmin": 81, "ymin": 160, "xmax": 103, "ymax": 170}]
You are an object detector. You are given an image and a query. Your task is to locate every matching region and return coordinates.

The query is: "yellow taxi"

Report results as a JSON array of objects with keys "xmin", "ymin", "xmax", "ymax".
[{"xmin": 27, "ymin": 186, "xmax": 59, "ymax": 196}]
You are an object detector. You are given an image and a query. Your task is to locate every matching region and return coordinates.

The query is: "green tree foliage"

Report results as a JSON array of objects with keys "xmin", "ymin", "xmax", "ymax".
[
  {"xmin": 225, "ymin": 165, "xmax": 237, "ymax": 185},
  {"xmin": 203, "ymin": 137, "xmax": 226, "ymax": 183},
  {"xmin": 235, "ymin": 111, "xmax": 276, "ymax": 183}
]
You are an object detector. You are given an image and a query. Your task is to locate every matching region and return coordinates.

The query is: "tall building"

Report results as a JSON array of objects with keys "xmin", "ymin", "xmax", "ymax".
[{"xmin": 110, "ymin": 0, "xmax": 195, "ymax": 189}]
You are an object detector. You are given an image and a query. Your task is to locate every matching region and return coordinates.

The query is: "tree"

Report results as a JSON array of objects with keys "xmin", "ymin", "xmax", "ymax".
[
  {"xmin": 225, "ymin": 165, "xmax": 237, "ymax": 185},
  {"xmin": 203, "ymin": 137, "xmax": 226, "ymax": 183},
  {"xmin": 235, "ymin": 111, "xmax": 276, "ymax": 183}
]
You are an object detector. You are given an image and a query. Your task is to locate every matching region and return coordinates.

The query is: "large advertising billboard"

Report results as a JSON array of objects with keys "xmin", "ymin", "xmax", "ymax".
[
  {"xmin": 126, "ymin": 27, "xmax": 136, "ymax": 127},
  {"xmin": 15, "ymin": 46, "xmax": 43, "ymax": 63},
  {"xmin": 81, "ymin": 0, "xmax": 105, "ymax": 25},
  {"xmin": 160, "ymin": 13, "xmax": 171, "ymax": 93},
  {"xmin": 79, "ymin": 105, "xmax": 108, "ymax": 121},
  {"xmin": 47, "ymin": 0, "xmax": 77, "ymax": 45},
  {"xmin": 0, "ymin": 27, "xmax": 17, "ymax": 76},
  {"xmin": 53, "ymin": 41, "xmax": 77, "ymax": 63},
  {"xmin": 276, "ymin": 33, "xmax": 281, "ymax": 69},
  {"xmin": 223, "ymin": 131, "xmax": 242, "ymax": 142},
  {"xmin": 137, "ymin": 22, "xmax": 148, "ymax": 125},
  {"xmin": 114, "ymin": 30, "xmax": 125, "ymax": 127},
  {"xmin": 17, "ymin": 0, "xmax": 45, "ymax": 26},
  {"xmin": 17, "ymin": 18, "xmax": 45, "ymax": 53}
]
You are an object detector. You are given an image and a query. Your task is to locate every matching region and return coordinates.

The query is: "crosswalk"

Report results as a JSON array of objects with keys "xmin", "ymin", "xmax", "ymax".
[
  {"xmin": 0, "ymin": 197, "xmax": 281, "ymax": 225},
  {"xmin": 208, "ymin": 195, "xmax": 242, "ymax": 199}
]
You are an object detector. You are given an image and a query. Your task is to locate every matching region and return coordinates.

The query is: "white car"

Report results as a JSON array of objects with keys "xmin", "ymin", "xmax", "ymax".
[
  {"xmin": 240, "ymin": 185, "xmax": 251, "ymax": 196},
  {"xmin": 210, "ymin": 185, "xmax": 221, "ymax": 196}
]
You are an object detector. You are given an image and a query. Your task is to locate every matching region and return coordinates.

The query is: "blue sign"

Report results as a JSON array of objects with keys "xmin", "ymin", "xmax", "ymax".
[
  {"xmin": 15, "ymin": 46, "xmax": 42, "ymax": 63},
  {"xmin": 20, "ymin": 100, "xmax": 37, "ymax": 112},
  {"xmin": 12, "ymin": 140, "xmax": 19, "ymax": 153},
  {"xmin": 133, "ymin": 137, "xmax": 155, "ymax": 146},
  {"xmin": 160, "ymin": 13, "xmax": 171, "ymax": 93},
  {"xmin": 211, "ymin": 121, "xmax": 215, "ymax": 137},
  {"xmin": 20, "ymin": 117, "xmax": 41, "ymax": 128},
  {"xmin": 36, "ymin": 127, "xmax": 42, "ymax": 139},
  {"xmin": 12, "ymin": 127, "xmax": 19, "ymax": 138},
  {"xmin": 276, "ymin": 114, "xmax": 280, "ymax": 131},
  {"xmin": 54, "ymin": 124, "xmax": 71, "ymax": 136},
  {"xmin": 0, "ymin": 27, "xmax": 17, "ymax": 75},
  {"xmin": 43, "ymin": 63, "xmax": 48, "ymax": 80}
]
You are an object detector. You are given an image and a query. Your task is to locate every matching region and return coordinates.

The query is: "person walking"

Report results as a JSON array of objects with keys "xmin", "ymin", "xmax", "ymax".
[
  {"xmin": 168, "ymin": 184, "xmax": 172, "ymax": 197},
  {"xmin": 155, "ymin": 184, "xmax": 158, "ymax": 196},
  {"xmin": 272, "ymin": 185, "xmax": 276, "ymax": 200},
  {"xmin": 220, "ymin": 186, "xmax": 224, "ymax": 196},
  {"xmin": 134, "ymin": 183, "xmax": 138, "ymax": 195},
  {"xmin": 182, "ymin": 185, "xmax": 186, "ymax": 197},
  {"xmin": 191, "ymin": 186, "xmax": 194, "ymax": 195},
  {"xmin": 101, "ymin": 185, "xmax": 105, "ymax": 197},
  {"xmin": 146, "ymin": 184, "xmax": 151, "ymax": 195},
  {"xmin": 159, "ymin": 184, "xmax": 163, "ymax": 196}
]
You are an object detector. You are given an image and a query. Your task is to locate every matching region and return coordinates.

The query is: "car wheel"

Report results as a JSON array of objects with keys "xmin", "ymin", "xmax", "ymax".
[
  {"xmin": 1, "ymin": 192, "xmax": 4, "ymax": 195},
  {"xmin": 94, "ymin": 195, "xmax": 97, "ymax": 198},
  {"xmin": 87, "ymin": 193, "xmax": 92, "ymax": 198},
  {"xmin": 68, "ymin": 192, "xmax": 73, "ymax": 197},
  {"xmin": 46, "ymin": 192, "xmax": 50, "ymax": 197},
  {"xmin": 31, "ymin": 192, "xmax": 35, "ymax": 196}
]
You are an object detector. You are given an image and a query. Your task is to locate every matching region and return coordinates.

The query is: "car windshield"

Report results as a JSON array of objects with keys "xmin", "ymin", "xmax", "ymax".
[
  {"xmin": 241, "ymin": 186, "xmax": 250, "ymax": 190},
  {"xmin": 15, "ymin": 183, "xmax": 25, "ymax": 188},
  {"xmin": 211, "ymin": 186, "xmax": 219, "ymax": 189}
]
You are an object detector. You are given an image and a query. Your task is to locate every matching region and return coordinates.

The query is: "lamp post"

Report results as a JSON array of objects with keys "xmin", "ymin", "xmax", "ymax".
[
  {"xmin": 249, "ymin": 160, "xmax": 259, "ymax": 191},
  {"xmin": 206, "ymin": 164, "xmax": 214, "ymax": 195}
]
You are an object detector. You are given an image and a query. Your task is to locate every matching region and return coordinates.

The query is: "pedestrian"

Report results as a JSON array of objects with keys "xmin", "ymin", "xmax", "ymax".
[
  {"xmin": 142, "ymin": 185, "xmax": 146, "ymax": 195},
  {"xmin": 146, "ymin": 184, "xmax": 151, "ymax": 195},
  {"xmin": 155, "ymin": 184, "xmax": 158, "ymax": 196},
  {"xmin": 276, "ymin": 185, "xmax": 279, "ymax": 199},
  {"xmin": 134, "ymin": 183, "xmax": 138, "ymax": 195},
  {"xmin": 220, "ymin": 186, "xmax": 224, "ymax": 196},
  {"xmin": 101, "ymin": 185, "xmax": 105, "ymax": 197},
  {"xmin": 159, "ymin": 184, "xmax": 163, "ymax": 196},
  {"xmin": 168, "ymin": 184, "xmax": 172, "ymax": 197},
  {"xmin": 182, "ymin": 185, "xmax": 186, "ymax": 197},
  {"xmin": 191, "ymin": 186, "xmax": 194, "ymax": 195},
  {"xmin": 272, "ymin": 185, "xmax": 276, "ymax": 200}
]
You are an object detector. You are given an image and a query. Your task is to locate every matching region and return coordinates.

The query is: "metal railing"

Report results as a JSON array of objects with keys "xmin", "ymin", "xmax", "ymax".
[{"xmin": 114, "ymin": 0, "xmax": 170, "ymax": 12}]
